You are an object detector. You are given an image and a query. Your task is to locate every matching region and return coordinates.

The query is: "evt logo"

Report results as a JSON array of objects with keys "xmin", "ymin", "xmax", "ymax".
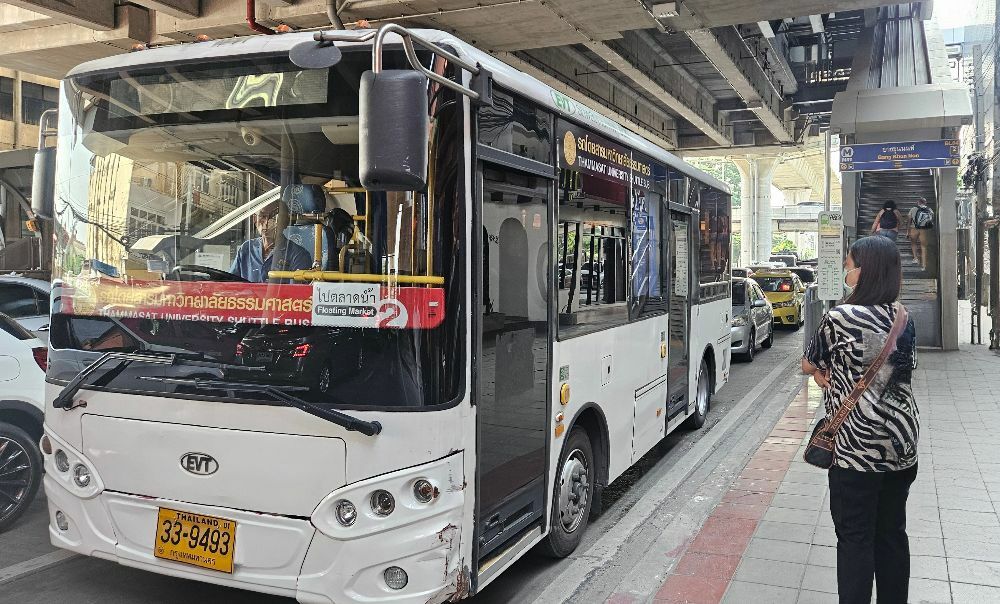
[{"xmin": 180, "ymin": 452, "xmax": 219, "ymax": 476}]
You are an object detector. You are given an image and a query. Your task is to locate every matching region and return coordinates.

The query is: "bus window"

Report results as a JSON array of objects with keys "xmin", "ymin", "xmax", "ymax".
[
  {"xmin": 630, "ymin": 187, "xmax": 667, "ymax": 320},
  {"xmin": 478, "ymin": 89, "xmax": 552, "ymax": 164},
  {"xmin": 696, "ymin": 185, "xmax": 732, "ymax": 298}
]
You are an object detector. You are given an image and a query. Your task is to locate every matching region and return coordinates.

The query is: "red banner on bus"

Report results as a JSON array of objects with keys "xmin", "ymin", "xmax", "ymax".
[{"xmin": 61, "ymin": 279, "xmax": 445, "ymax": 329}]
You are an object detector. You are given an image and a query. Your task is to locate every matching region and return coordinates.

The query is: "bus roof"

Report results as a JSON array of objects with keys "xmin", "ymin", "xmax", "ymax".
[{"xmin": 66, "ymin": 29, "xmax": 729, "ymax": 195}]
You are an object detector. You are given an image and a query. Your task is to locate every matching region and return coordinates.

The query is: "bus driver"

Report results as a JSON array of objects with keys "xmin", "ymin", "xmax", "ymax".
[{"xmin": 230, "ymin": 201, "xmax": 312, "ymax": 282}]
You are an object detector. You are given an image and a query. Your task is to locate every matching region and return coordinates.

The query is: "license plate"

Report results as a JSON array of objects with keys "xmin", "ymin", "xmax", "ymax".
[
  {"xmin": 154, "ymin": 507, "xmax": 236, "ymax": 573},
  {"xmin": 256, "ymin": 352, "xmax": 273, "ymax": 363}
]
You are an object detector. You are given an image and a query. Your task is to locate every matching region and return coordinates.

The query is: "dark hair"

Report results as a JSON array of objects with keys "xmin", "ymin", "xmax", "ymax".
[
  {"xmin": 882, "ymin": 200, "xmax": 897, "ymax": 210},
  {"xmin": 845, "ymin": 235, "xmax": 901, "ymax": 305}
]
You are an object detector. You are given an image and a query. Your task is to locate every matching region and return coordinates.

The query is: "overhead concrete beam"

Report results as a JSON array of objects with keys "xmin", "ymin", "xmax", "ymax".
[
  {"xmin": 686, "ymin": 26, "xmax": 795, "ymax": 143},
  {"xmin": 0, "ymin": 6, "xmax": 149, "ymax": 78},
  {"xmin": 585, "ymin": 40, "xmax": 731, "ymax": 146},
  {"xmin": 494, "ymin": 50, "xmax": 679, "ymax": 153},
  {"xmin": 129, "ymin": 0, "xmax": 200, "ymax": 19},
  {"xmin": 3, "ymin": 0, "xmax": 115, "ymax": 30},
  {"xmin": 541, "ymin": 45, "xmax": 679, "ymax": 144}
]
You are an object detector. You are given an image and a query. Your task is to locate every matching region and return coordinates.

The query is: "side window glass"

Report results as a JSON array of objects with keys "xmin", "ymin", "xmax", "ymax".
[
  {"xmin": 0, "ymin": 284, "xmax": 37, "ymax": 318},
  {"xmin": 35, "ymin": 288, "xmax": 50, "ymax": 315},
  {"xmin": 556, "ymin": 120, "xmax": 629, "ymax": 339},
  {"xmin": 631, "ymin": 185, "xmax": 667, "ymax": 319},
  {"xmin": 478, "ymin": 89, "xmax": 552, "ymax": 164},
  {"xmin": 696, "ymin": 185, "xmax": 731, "ymax": 301}
]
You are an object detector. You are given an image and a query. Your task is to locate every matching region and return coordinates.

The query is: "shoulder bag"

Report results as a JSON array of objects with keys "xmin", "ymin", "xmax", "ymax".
[{"xmin": 803, "ymin": 303, "xmax": 908, "ymax": 469}]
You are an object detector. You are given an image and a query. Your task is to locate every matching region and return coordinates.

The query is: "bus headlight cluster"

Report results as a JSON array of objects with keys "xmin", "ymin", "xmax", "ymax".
[
  {"xmin": 331, "ymin": 479, "xmax": 439, "ymax": 527},
  {"xmin": 45, "ymin": 437, "xmax": 102, "ymax": 497}
]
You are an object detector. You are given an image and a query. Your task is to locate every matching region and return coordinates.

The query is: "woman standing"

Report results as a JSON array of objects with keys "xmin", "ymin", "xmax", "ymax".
[
  {"xmin": 801, "ymin": 236, "xmax": 919, "ymax": 604},
  {"xmin": 870, "ymin": 200, "xmax": 903, "ymax": 241}
]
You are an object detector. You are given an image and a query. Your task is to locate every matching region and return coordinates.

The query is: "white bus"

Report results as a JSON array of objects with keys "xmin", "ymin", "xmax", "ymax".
[{"xmin": 39, "ymin": 25, "xmax": 731, "ymax": 603}]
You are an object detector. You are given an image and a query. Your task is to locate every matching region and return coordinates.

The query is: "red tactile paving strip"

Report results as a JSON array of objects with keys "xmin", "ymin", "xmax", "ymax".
[{"xmin": 650, "ymin": 384, "xmax": 819, "ymax": 604}]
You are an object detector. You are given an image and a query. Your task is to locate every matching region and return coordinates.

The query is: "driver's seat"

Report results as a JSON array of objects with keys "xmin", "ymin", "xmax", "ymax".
[{"xmin": 281, "ymin": 185, "xmax": 338, "ymax": 270}]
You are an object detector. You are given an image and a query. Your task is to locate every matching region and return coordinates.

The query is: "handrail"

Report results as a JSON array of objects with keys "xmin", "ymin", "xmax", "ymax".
[
  {"xmin": 314, "ymin": 24, "xmax": 483, "ymax": 101},
  {"xmin": 268, "ymin": 270, "xmax": 445, "ymax": 285}
]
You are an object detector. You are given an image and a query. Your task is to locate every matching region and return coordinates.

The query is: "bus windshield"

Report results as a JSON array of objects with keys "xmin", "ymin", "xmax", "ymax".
[{"xmin": 48, "ymin": 50, "xmax": 465, "ymax": 409}]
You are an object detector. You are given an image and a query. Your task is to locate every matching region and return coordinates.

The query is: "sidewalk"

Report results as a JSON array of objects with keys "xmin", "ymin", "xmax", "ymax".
[{"xmin": 649, "ymin": 340, "xmax": 1000, "ymax": 603}]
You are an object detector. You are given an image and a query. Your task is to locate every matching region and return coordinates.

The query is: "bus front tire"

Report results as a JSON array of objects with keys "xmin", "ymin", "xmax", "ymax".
[{"xmin": 540, "ymin": 428, "xmax": 594, "ymax": 558}]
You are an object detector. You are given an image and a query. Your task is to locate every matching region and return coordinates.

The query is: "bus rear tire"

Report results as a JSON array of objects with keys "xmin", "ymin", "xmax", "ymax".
[
  {"xmin": 540, "ymin": 427, "xmax": 594, "ymax": 558},
  {"xmin": 682, "ymin": 359, "xmax": 710, "ymax": 430}
]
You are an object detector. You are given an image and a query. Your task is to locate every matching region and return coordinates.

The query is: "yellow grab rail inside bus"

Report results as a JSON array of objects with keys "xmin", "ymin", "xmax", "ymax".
[{"xmin": 268, "ymin": 270, "xmax": 445, "ymax": 285}]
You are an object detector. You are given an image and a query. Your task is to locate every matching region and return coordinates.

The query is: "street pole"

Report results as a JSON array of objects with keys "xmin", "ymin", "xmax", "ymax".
[
  {"xmin": 992, "ymin": 0, "xmax": 1000, "ymax": 349},
  {"xmin": 824, "ymin": 130, "xmax": 832, "ymax": 213},
  {"xmin": 974, "ymin": 45, "xmax": 985, "ymax": 344}
]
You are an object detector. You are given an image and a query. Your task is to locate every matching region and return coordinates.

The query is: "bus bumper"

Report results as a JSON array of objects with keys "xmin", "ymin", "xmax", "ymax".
[{"xmin": 44, "ymin": 451, "xmax": 468, "ymax": 604}]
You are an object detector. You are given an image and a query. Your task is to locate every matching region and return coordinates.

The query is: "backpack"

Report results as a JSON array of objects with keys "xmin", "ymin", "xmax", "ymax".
[
  {"xmin": 914, "ymin": 206, "xmax": 934, "ymax": 229},
  {"xmin": 879, "ymin": 210, "xmax": 898, "ymax": 230}
]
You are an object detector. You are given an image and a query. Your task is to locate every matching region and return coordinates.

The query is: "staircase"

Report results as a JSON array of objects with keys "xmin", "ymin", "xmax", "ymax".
[{"xmin": 857, "ymin": 169, "xmax": 940, "ymax": 346}]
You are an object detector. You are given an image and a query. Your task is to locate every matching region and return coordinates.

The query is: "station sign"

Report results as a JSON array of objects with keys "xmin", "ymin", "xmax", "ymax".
[{"xmin": 839, "ymin": 139, "xmax": 960, "ymax": 172}]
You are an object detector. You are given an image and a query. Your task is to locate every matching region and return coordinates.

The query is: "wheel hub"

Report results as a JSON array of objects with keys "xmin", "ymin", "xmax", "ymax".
[
  {"xmin": 557, "ymin": 450, "xmax": 590, "ymax": 533},
  {"xmin": 0, "ymin": 438, "xmax": 31, "ymax": 517},
  {"xmin": 697, "ymin": 369, "xmax": 709, "ymax": 415}
]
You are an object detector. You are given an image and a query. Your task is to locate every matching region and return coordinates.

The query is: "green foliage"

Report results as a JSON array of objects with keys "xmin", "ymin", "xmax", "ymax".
[
  {"xmin": 686, "ymin": 158, "xmax": 742, "ymax": 208},
  {"xmin": 772, "ymin": 233, "xmax": 797, "ymax": 254}
]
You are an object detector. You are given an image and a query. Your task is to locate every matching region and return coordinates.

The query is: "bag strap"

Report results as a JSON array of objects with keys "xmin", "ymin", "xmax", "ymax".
[{"xmin": 825, "ymin": 303, "xmax": 908, "ymax": 435}]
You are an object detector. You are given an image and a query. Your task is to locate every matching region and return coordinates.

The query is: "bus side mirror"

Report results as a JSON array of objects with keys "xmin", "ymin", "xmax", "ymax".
[
  {"xmin": 359, "ymin": 70, "xmax": 429, "ymax": 191},
  {"xmin": 32, "ymin": 146, "xmax": 56, "ymax": 220}
]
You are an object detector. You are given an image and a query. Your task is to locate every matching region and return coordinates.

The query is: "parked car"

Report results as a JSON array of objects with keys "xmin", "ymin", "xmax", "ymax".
[
  {"xmin": 234, "ymin": 324, "xmax": 363, "ymax": 397},
  {"xmin": 0, "ymin": 275, "xmax": 51, "ymax": 338},
  {"xmin": 0, "ymin": 312, "xmax": 46, "ymax": 531},
  {"xmin": 769, "ymin": 254, "xmax": 797, "ymax": 267},
  {"xmin": 789, "ymin": 266, "xmax": 816, "ymax": 284},
  {"xmin": 731, "ymin": 278, "xmax": 773, "ymax": 361},
  {"xmin": 752, "ymin": 270, "xmax": 806, "ymax": 329}
]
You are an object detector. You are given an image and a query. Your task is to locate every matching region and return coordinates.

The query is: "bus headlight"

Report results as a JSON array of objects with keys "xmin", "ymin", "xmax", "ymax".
[
  {"xmin": 370, "ymin": 490, "xmax": 395, "ymax": 516},
  {"xmin": 72, "ymin": 464, "xmax": 92, "ymax": 488},
  {"xmin": 54, "ymin": 450, "xmax": 70, "ymax": 473},
  {"xmin": 334, "ymin": 500, "xmax": 357, "ymax": 526},
  {"xmin": 413, "ymin": 479, "xmax": 436, "ymax": 503}
]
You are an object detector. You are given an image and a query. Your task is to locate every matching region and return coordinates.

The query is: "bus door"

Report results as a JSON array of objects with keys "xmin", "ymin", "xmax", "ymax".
[
  {"xmin": 666, "ymin": 210, "xmax": 692, "ymax": 421},
  {"xmin": 475, "ymin": 162, "xmax": 551, "ymax": 567}
]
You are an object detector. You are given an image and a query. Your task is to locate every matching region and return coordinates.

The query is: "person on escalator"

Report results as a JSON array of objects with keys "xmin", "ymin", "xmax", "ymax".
[
  {"xmin": 870, "ymin": 200, "xmax": 903, "ymax": 241},
  {"xmin": 230, "ymin": 202, "xmax": 312, "ymax": 282},
  {"xmin": 906, "ymin": 198, "xmax": 935, "ymax": 272}
]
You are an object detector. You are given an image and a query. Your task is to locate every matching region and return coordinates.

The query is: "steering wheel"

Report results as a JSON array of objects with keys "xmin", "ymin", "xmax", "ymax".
[{"xmin": 167, "ymin": 265, "xmax": 249, "ymax": 283}]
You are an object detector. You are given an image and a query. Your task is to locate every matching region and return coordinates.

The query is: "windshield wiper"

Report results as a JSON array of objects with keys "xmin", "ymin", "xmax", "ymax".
[
  {"xmin": 138, "ymin": 377, "xmax": 383, "ymax": 437},
  {"xmin": 53, "ymin": 351, "xmax": 261, "ymax": 410}
]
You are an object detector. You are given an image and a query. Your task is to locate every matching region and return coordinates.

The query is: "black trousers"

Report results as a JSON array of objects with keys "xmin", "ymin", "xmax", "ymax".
[{"xmin": 828, "ymin": 464, "xmax": 918, "ymax": 604}]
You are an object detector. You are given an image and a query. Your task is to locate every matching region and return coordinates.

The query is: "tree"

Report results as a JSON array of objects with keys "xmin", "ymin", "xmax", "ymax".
[
  {"xmin": 686, "ymin": 158, "xmax": 742, "ymax": 208},
  {"xmin": 772, "ymin": 233, "xmax": 797, "ymax": 254}
]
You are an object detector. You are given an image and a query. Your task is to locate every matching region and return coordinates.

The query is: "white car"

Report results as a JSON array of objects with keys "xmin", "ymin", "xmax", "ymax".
[
  {"xmin": 0, "ymin": 274, "xmax": 51, "ymax": 337},
  {"xmin": 0, "ymin": 311, "xmax": 46, "ymax": 531}
]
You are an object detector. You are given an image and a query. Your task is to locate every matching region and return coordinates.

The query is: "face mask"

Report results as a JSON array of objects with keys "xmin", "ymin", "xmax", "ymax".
[{"xmin": 843, "ymin": 267, "xmax": 859, "ymax": 296}]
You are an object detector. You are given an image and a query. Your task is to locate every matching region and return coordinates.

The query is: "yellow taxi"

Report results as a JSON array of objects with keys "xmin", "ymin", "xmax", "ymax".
[{"xmin": 751, "ymin": 269, "xmax": 805, "ymax": 329}]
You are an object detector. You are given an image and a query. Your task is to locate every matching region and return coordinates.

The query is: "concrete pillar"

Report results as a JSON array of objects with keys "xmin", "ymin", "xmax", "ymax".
[
  {"xmin": 752, "ymin": 157, "xmax": 779, "ymax": 263},
  {"xmin": 732, "ymin": 156, "xmax": 779, "ymax": 265},
  {"xmin": 938, "ymin": 167, "xmax": 959, "ymax": 350},
  {"xmin": 731, "ymin": 158, "xmax": 753, "ymax": 267}
]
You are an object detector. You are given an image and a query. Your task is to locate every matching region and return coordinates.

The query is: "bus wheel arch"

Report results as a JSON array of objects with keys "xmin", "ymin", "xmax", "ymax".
[{"xmin": 540, "ymin": 404, "xmax": 609, "ymax": 558}]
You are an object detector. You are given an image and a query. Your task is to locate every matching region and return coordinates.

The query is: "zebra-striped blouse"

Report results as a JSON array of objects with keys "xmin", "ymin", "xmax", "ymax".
[{"xmin": 805, "ymin": 303, "xmax": 919, "ymax": 472}]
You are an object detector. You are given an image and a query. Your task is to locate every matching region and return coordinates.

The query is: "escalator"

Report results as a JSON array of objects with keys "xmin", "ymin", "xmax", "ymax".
[{"xmin": 857, "ymin": 169, "xmax": 940, "ymax": 346}]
